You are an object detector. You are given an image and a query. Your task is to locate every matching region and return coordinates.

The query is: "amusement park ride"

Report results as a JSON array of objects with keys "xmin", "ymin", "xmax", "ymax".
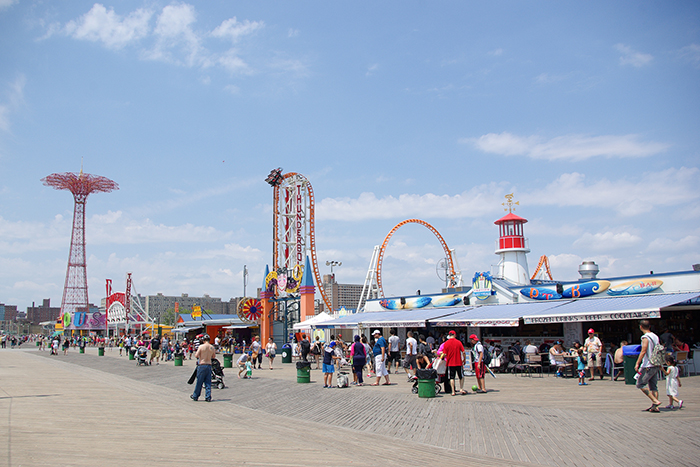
[{"xmin": 259, "ymin": 168, "xmax": 466, "ymax": 344}]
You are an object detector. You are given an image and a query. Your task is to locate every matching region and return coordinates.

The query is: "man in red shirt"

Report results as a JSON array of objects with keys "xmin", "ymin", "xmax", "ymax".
[{"xmin": 443, "ymin": 330, "xmax": 467, "ymax": 395}]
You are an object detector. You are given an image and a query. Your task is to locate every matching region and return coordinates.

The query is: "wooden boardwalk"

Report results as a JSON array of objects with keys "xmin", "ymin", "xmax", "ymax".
[{"xmin": 2, "ymin": 348, "xmax": 699, "ymax": 467}]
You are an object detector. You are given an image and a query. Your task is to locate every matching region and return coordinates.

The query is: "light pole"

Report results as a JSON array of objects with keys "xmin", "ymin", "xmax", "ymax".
[
  {"xmin": 325, "ymin": 261, "xmax": 341, "ymax": 312},
  {"xmin": 243, "ymin": 264, "xmax": 248, "ymax": 297}
]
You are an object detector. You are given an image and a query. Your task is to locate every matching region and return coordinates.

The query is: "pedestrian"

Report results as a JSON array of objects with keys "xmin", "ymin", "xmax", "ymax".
[
  {"xmin": 576, "ymin": 348, "xmax": 588, "ymax": 386},
  {"xmin": 300, "ymin": 334, "xmax": 311, "ymax": 362},
  {"xmin": 312, "ymin": 336, "xmax": 323, "ymax": 369},
  {"xmin": 350, "ymin": 335, "xmax": 366, "ymax": 386},
  {"xmin": 237, "ymin": 352, "xmax": 250, "ymax": 379},
  {"xmin": 635, "ymin": 319, "xmax": 662, "ymax": 413},
  {"xmin": 62, "ymin": 337, "xmax": 70, "ymax": 355},
  {"xmin": 443, "ymin": 330, "xmax": 467, "ymax": 395},
  {"xmin": 361, "ymin": 335, "xmax": 373, "ymax": 376},
  {"xmin": 266, "ymin": 337, "xmax": 277, "ymax": 370},
  {"xmin": 388, "ymin": 329, "xmax": 401, "ymax": 374},
  {"xmin": 322, "ymin": 341, "xmax": 339, "ymax": 388},
  {"xmin": 149, "ymin": 335, "xmax": 161, "ymax": 365},
  {"xmin": 470, "ymin": 334, "xmax": 487, "ymax": 393},
  {"xmin": 664, "ymin": 355, "xmax": 683, "ymax": 409},
  {"xmin": 584, "ymin": 328, "xmax": 603, "ymax": 381},
  {"xmin": 250, "ymin": 335, "xmax": 263, "ymax": 369},
  {"xmin": 190, "ymin": 334, "xmax": 215, "ymax": 402},
  {"xmin": 403, "ymin": 331, "xmax": 418, "ymax": 377},
  {"xmin": 371, "ymin": 330, "xmax": 391, "ymax": 386}
]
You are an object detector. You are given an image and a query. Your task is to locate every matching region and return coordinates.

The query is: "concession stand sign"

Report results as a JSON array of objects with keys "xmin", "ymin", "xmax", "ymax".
[{"xmin": 523, "ymin": 310, "xmax": 660, "ymax": 324}]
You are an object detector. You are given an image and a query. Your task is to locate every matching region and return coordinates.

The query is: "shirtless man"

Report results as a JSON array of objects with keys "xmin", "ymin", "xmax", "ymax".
[{"xmin": 191, "ymin": 335, "xmax": 216, "ymax": 402}]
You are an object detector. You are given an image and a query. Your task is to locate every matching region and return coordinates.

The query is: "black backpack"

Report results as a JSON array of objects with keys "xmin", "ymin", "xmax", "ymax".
[
  {"xmin": 476, "ymin": 342, "xmax": 492, "ymax": 366},
  {"xmin": 301, "ymin": 339, "xmax": 311, "ymax": 353}
]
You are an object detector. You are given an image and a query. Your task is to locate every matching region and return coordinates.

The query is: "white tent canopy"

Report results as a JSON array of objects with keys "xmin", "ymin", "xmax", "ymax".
[{"xmin": 292, "ymin": 312, "xmax": 331, "ymax": 330}]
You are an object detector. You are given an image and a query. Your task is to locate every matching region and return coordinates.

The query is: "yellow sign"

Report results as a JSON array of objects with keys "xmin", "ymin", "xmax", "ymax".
[{"xmin": 192, "ymin": 305, "xmax": 202, "ymax": 318}]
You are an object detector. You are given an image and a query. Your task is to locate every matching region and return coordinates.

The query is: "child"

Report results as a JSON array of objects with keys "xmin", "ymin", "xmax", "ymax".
[
  {"xmin": 664, "ymin": 355, "xmax": 683, "ymax": 409},
  {"xmin": 245, "ymin": 359, "xmax": 253, "ymax": 379},
  {"xmin": 576, "ymin": 349, "xmax": 588, "ymax": 386},
  {"xmin": 322, "ymin": 341, "xmax": 339, "ymax": 388}
]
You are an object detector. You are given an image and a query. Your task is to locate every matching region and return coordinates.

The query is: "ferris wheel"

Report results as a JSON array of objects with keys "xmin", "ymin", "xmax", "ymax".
[{"xmin": 265, "ymin": 169, "xmax": 333, "ymax": 312}]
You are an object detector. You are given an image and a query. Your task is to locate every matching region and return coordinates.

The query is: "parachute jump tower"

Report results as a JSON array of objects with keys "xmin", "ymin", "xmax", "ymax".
[{"xmin": 42, "ymin": 169, "xmax": 118, "ymax": 323}]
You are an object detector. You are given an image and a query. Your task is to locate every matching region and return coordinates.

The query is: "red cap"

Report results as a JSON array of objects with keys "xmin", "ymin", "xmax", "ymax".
[
  {"xmin": 588, "ymin": 328, "xmax": 595, "ymax": 334},
  {"xmin": 469, "ymin": 334, "xmax": 478, "ymax": 341},
  {"xmin": 448, "ymin": 330, "xmax": 456, "ymax": 335}
]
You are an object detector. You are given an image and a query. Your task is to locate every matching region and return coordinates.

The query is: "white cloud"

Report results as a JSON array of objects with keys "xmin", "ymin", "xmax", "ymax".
[
  {"xmin": 316, "ymin": 184, "xmax": 507, "ymax": 221},
  {"xmin": 487, "ymin": 48, "xmax": 503, "ymax": 56},
  {"xmin": 645, "ymin": 235, "xmax": 700, "ymax": 253},
  {"xmin": 0, "ymin": 74, "xmax": 26, "ymax": 133},
  {"xmin": 615, "ymin": 43, "xmax": 653, "ymax": 68},
  {"xmin": 465, "ymin": 132, "xmax": 669, "ymax": 161},
  {"xmin": 211, "ymin": 17, "xmax": 264, "ymax": 43},
  {"xmin": 288, "ymin": 29, "xmax": 300, "ymax": 38},
  {"xmin": 146, "ymin": 3, "xmax": 202, "ymax": 66},
  {"xmin": 678, "ymin": 43, "xmax": 700, "ymax": 68},
  {"xmin": 0, "ymin": 0, "xmax": 18, "ymax": 11},
  {"xmin": 64, "ymin": 3, "xmax": 152, "ymax": 49},
  {"xmin": 573, "ymin": 231, "xmax": 642, "ymax": 251},
  {"xmin": 366, "ymin": 64, "xmax": 379, "ymax": 77}
]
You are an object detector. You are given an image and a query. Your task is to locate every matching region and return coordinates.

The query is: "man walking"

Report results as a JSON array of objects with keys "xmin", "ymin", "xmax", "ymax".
[
  {"xmin": 249, "ymin": 335, "xmax": 263, "ymax": 369},
  {"xmin": 388, "ymin": 329, "xmax": 401, "ymax": 374},
  {"xmin": 300, "ymin": 334, "xmax": 311, "ymax": 362},
  {"xmin": 470, "ymin": 334, "xmax": 487, "ymax": 393},
  {"xmin": 635, "ymin": 320, "xmax": 662, "ymax": 412},
  {"xmin": 443, "ymin": 330, "xmax": 467, "ymax": 395},
  {"xmin": 191, "ymin": 334, "xmax": 215, "ymax": 402},
  {"xmin": 403, "ymin": 331, "xmax": 418, "ymax": 377},
  {"xmin": 371, "ymin": 330, "xmax": 391, "ymax": 386},
  {"xmin": 584, "ymin": 328, "xmax": 603, "ymax": 381},
  {"xmin": 149, "ymin": 335, "xmax": 161, "ymax": 365}
]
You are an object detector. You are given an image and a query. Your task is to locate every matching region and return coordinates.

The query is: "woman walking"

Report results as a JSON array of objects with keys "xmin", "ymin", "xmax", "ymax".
[
  {"xmin": 266, "ymin": 337, "xmax": 277, "ymax": 370},
  {"xmin": 350, "ymin": 335, "xmax": 366, "ymax": 386}
]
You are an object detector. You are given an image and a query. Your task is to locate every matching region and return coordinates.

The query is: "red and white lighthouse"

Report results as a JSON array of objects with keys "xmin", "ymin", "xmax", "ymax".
[{"xmin": 494, "ymin": 195, "xmax": 531, "ymax": 285}]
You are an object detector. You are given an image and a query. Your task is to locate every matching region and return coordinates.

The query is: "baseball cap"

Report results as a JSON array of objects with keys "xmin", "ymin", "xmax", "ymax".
[
  {"xmin": 372, "ymin": 330, "xmax": 381, "ymax": 335},
  {"xmin": 469, "ymin": 334, "xmax": 478, "ymax": 340},
  {"xmin": 329, "ymin": 341, "xmax": 336, "ymax": 348},
  {"xmin": 587, "ymin": 328, "xmax": 595, "ymax": 334},
  {"xmin": 448, "ymin": 330, "xmax": 456, "ymax": 335}
]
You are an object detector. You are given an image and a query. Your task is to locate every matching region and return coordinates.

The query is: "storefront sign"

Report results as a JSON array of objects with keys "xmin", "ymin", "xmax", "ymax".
[
  {"xmin": 472, "ymin": 272, "xmax": 494, "ymax": 300},
  {"xmin": 523, "ymin": 310, "xmax": 660, "ymax": 324}
]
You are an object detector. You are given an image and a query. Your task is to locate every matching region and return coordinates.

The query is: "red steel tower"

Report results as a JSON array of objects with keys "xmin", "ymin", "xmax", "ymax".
[{"xmin": 42, "ymin": 170, "xmax": 118, "ymax": 318}]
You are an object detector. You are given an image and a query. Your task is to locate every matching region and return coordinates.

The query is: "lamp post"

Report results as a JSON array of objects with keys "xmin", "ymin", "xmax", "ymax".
[{"xmin": 325, "ymin": 261, "xmax": 341, "ymax": 312}]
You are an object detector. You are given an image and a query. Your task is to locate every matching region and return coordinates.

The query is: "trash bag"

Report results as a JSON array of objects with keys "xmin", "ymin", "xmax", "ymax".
[
  {"xmin": 416, "ymin": 368, "xmax": 438, "ymax": 380},
  {"xmin": 296, "ymin": 361, "xmax": 312, "ymax": 370}
]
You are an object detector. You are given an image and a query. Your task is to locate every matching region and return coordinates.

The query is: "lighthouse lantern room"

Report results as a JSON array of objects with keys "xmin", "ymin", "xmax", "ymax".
[{"xmin": 494, "ymin": 194, "xmax": 531, "ymax": 286}]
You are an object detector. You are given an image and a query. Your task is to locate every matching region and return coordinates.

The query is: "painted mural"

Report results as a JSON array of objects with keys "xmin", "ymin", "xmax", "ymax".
[
  {"xmin": 472, "ymin": 272, "xmax": 494, "ymax": 300},
  {"xmin": 61, "ymin": 311, "xmax": 106, "ymax": 330},
  {"xmin": 607, "ymin": 279, "xmax": 663, "ymax": 296}
]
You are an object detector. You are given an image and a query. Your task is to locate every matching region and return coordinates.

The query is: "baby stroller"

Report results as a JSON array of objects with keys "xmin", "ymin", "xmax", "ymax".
[
  {"xmin": 135, "ymin": 346, "xmax": 149, "ymax": 366},
  {"xmin": 211, "ymin": 358, "xmax": 225, "ymax": 389},
  {"xmin": 409, "ymin": 368, "xmax": 442, "ymax": 395}
]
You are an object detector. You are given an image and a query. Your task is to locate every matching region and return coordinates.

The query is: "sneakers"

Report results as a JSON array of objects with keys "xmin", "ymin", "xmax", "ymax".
[
  {"xmin": 205, "ymin": 398, "xmax": 211, "ymax": 402},
  {"xmin": 679, "ymin": 400, "xmax": 684, "ymax": 409},
  {"xmin": 665, "ymin": 404, "xmax": 674, "ymax": 409},
  {"xmin": 190, "ymin": 395, "xmax": 198, "ymax": 401},
  {"xmin": 579, "ymin": 382, "xmax": 588, "ymax": 386}
]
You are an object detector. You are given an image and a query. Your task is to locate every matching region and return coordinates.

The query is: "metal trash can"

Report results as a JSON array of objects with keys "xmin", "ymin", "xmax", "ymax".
[
  {"xmin": 296, "ymin": 361, "xmax": 311, "ymax": 383},
  {"xmin": 98, "ymin": 347, "xmax": 105, "ymax": 356},
  {"xmin": 174, "ymin": 355, "xmax": 183, "ymax": 366},
  {"xmin": 79, "ymin": 347, "xmax": 85, "ymax": 354},
  {"xmin": 416, "ymin": 368, "xmax": 438, "ymax": 398},
  {"xmin": 281, "ymin": 344, "xmax": 292, "ymax": 364},
  {"xmin": 623, "ymin": 344, "xmax": 642, "ymax": 385},
  {"xmin": 128, "ymin": 348, "xmax": 136, "ymax": 360},
  {"xmin": 223, "ymin": 354, "xmax": 233, "ymax": 368}
]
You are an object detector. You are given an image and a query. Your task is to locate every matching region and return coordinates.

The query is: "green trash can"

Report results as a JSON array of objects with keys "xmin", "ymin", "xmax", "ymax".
[
  {"xmin": 623, "ymin": 344, "xmax": 642, "ymax": 385},
  {"xmin": 174, "ymin": 355, "xmax": 183, "ymax": 366},
  {"xmin": 36, "ymin": 341, "xmax": 40, "ymax": 347},
  {"xmin": 79, "ymin": 347, "xmax": 85, "ymax": 354},
  {"xmin": 223, "ymin": 354, "xmax": 233, "ymax": 368},
  {"xmin": 296, "ymin": 361, "xmax": 311, "ymax": 383},
  {"xmin": 98, "ymin": 348, "xmax": 105, "ymax": 356},
  {"xmin": 418, "ymin": 379, "xmax": 436, "ymax": 398},
  {"xmin": 281, "ymin": 345, "xmax": 292, "ymax": 364},
  {"xmin": 129, "ymin": 349, "xmax": 136, "ymax": 360}
]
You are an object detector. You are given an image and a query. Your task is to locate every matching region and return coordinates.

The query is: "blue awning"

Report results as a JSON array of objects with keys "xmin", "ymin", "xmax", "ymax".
[
  {"xmin": 522, "ymin": 292, "xmax": 700, "ymax": 324},
  {"xmin": 429, "ymin": 301, "xmax": 566, "ymax": 327},
  {"xmin": 313, "ymin": 310, "xmax": 400, "ymax": 329},
  {"xmin": 360, "ymin": 307, "xmax": 467, "ymax": 328}
]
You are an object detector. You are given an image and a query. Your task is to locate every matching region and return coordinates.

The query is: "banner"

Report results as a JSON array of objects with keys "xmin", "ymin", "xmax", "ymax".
[{"xmin": 523, "ymin": 310, "xmax": 660, "ymax": 324}]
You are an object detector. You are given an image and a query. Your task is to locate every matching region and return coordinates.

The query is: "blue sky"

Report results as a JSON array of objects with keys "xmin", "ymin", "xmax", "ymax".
[{"xmin": 1, "ymin": 1, "xmax": 699, "ymax": 310}]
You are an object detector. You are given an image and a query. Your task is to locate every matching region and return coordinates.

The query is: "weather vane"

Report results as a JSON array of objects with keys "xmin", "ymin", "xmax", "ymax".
[{"xmin": 502, "ymin": 193, "xmax": 519, "ymax": 213}]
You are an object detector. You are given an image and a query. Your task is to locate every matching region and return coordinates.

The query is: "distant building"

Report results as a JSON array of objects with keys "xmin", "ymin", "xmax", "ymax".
[
  {"xmin": 322, "ymin": 274, "xmax": 364, "ymax": 313},
  {"xmin": 26, "ymin": 299, "xmax": 61, "ymax": 325},
  {"xmin": 0, "ymin": 303, "xmax": 18, "ymax": 321},
  {"xmin": 120, "ymin": 293, "xmax": 244, "ymax": 322}
]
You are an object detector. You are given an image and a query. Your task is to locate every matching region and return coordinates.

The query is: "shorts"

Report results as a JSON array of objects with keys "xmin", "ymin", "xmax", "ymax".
[
  {"xmin": 389, "ymin": 351, "xmax": 401, "ymax": 364},
  {"xmin": 403, "ymin": 354, "xmax": 417, "ymax": 370},
  {"xmin": 587, "ymin": 353, "xmax": 601, "ymax": 367},
  {"xmin": 636, "ymin": 366, "xmax": 659, "ymax": 392},
  {"xmin": 322, "ymin": 363, "xmax": 335, "ymax": 374},
  {"xmin": 268, "ymin": 351, "xmax": 276, "ymax": 358},
  {"xmin": 448, "ymin": 365, "xmax": 463, "ymax": 380},
  {"xmin": 474, "ymin": 361, "xmax": 486, "ymax": 379},
  {"xmin": 151, "ymin": 349, "xmax": 160, "ymax": 360},
  {"xmin": 375, "ymin": 355, "xmax": 389, "ymax": 377}
]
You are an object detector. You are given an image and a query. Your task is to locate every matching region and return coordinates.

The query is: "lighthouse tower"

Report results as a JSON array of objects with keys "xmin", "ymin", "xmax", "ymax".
[{"xmin": 494, "ymin": 194, "xmax": 531, "ymax": 285}]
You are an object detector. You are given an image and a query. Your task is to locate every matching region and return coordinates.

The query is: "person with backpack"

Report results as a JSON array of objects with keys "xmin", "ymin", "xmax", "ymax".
[
  {"xmin": 469, "ymin": 334, "xmax": 488, "ymax": 394},
  {"xmin": 300, "ymin": 334, "xmax": 311, "ymax": 362},
  {"xmin": 634, "ymin": 319, "xmax": 662, "ymax": 413}
]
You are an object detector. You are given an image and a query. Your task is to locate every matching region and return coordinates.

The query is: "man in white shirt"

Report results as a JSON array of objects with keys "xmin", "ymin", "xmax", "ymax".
[
  {"xmin": 388, "ymin": 329, "xmax": 401, "ymax": 374},
  {"xmin": 523, "ymin": 340, "xmax": 538, "ymax": 359},
  {"xmin": 635, "ymin": 320, "xmax": 662, "ymax": 412},
  {"xmin": 403, "ymin": 331, "xmax": 418, "ymax": 377},
  {"xmin": 584, "ymin": 328, "xmax": 603, "ymax": 381}
]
